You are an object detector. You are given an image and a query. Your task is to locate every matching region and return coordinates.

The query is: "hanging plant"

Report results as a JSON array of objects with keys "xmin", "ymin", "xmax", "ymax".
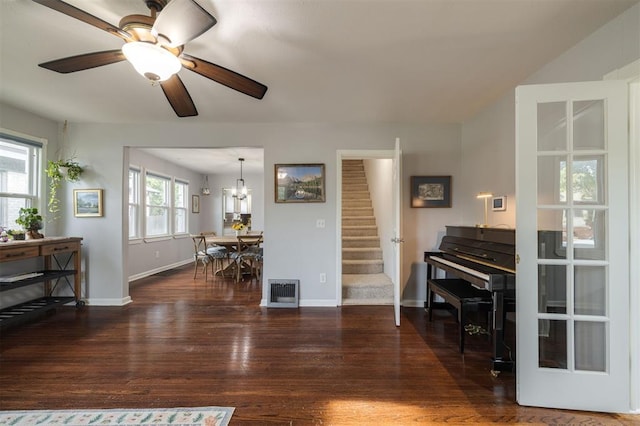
[{"xmin": 46, "ymin": 159, "xmax": 84, "ymax": 214}]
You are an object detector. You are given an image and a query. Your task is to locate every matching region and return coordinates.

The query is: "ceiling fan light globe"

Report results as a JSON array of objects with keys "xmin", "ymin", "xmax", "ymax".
[{"xmin": 121, "ymin": 41, "xmax": 181, "ymax": 82}]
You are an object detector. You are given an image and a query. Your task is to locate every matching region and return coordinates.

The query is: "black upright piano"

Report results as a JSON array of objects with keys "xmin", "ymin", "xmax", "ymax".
[{"xmin": 424, "ymin": 225, "xmax": 515, "ymax": 372}]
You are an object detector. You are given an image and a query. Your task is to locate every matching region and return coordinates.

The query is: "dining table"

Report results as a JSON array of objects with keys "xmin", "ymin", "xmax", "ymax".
[
  {"xmin": 205, "ymin": 234, "xmax": 262, "ymax": 252},
  {"xmin": 202, "ymin": 234, "xmax": 263, "ymax": 277}
]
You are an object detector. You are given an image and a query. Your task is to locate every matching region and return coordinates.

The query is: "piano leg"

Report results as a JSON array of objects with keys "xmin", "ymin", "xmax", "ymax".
[{"xmin": 491, "ymin": 291, "xmax": 514, "ymax": 375}]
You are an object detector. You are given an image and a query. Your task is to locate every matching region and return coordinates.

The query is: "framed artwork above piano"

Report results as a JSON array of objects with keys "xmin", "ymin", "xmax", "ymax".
[{"xmin": 410, "ymin": 175, "xmax": 451, "ymax": 208}]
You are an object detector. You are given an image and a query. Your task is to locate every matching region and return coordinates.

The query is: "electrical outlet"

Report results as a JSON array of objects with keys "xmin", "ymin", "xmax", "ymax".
[
  {"xmin": 319, "ymin": 273, "xmax": 326, "ymax": 283},
  {"xmin": 155, "ymin": 251, "xmax": 160, "ymax": 259},
  {"xmin": 316, "ymin": 219, "xmax": 325, "ymax": 228}
]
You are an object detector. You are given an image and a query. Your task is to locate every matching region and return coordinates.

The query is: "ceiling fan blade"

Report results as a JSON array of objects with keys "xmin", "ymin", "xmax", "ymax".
[
  {"xmin": 181, "ymin": 54, "xmax": 268, "ymax": 100},
  {"xmin": 32, "ymin": 0, "xmax": 131, "ymax": 41},
  {"xmin": 152, "ymin": 0, "xmax": 216, "ymax": 47},
  {"xmin": 160, "ymin": 75, "xmax": 198, "ymax": 117},
  {"xmin": 39, "ymin": 50, "xmax": 125, "ymax": 73}
]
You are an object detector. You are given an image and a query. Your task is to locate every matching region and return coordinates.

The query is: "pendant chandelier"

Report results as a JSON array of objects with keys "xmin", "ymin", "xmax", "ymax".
[
  {"xmin": 201, "ymin": 175, "xmax": 211, "ymax": 196},
  {"xmin": 232, "ymin": 158, "xmax": 248, "ymax": 200}
]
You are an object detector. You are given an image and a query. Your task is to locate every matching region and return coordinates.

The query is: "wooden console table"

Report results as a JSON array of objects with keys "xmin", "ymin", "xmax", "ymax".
[{"xmin": 0, "ymin": 237, "xmax": 83, "ymax": 329}]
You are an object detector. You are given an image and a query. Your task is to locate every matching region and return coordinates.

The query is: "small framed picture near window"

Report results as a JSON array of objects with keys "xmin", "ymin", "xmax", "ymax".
[
  {"xmin": 492, "ymin": 196, "xmax": 507, "ymax": 211},
  {"xmin": 192, "ymin": 195, "xmax": 200, "ymax": 213},
  {"xmin": 410, "ymin": 176, "xmax": 451, "ymax": 208},
  {"xmin": 275, "ymin": 163, "xmax": 326, "ymax": 203},
  {"xmin": 73, "ymin": 189, "xmax": 103, "ymax": 217}
]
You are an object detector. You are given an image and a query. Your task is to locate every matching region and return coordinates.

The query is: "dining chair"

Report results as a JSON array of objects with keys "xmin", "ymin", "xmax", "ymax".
[
  {"xmin": 231, "ymin": 234, "xmax": 263, "ymax": 282},
  {"xmin": 206, "ymin": 244, "xmax": 229, "ymax": 279},
  {"xmin": 192, "ymin": 235, "xmax": 213, "ymax": 280}
]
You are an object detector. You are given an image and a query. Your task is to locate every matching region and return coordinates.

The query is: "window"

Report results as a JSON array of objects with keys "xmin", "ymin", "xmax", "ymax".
[
  {"xmin": 0, "ymin": 132, "xmax": 43, "ymax": 230},
  {"xmin": 128, "ymin": 168, "xmax": 141, "ymax": 238},
  {"xmin": 145, "ymin": 172, "xmax": 171, "ymax": 237},
  {"xmin": 174, "ymin": 180, "xmax": 188, "ymax": 234},
  {"xmin": 129, "ymin": 167, "xmax": 191, "ymax": 240}
]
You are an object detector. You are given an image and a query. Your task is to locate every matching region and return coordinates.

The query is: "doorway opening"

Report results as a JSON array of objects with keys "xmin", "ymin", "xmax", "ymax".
[{"xmin": 336, "ymin": 150, "xmax": 396, "ymax": 306}]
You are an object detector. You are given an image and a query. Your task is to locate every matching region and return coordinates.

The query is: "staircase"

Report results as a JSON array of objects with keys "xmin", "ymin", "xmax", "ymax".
[{"xmin": 341, "ymin": 159, "xmax": 393, "ymax": 305}]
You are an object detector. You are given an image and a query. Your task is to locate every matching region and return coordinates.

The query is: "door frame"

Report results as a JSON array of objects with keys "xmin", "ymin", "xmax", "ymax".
[
  {"xmin": 604, "ymin": 59, "xmax": 640, "ymax": 413},
  {"xmin": 336, "ymin": 149, "xmax": 397, "ymax": 306}
]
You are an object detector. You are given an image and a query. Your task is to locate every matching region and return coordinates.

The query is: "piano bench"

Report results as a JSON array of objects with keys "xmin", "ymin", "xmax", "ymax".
[{"xmin": 427, "ymin": 278, "xmax": 493, "ymax": 354}]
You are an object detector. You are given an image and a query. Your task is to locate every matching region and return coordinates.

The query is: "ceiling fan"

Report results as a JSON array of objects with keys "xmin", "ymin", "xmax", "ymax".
[{"xmin": 32, "ymin": 0, "xmax": 268, "ymax": 117}]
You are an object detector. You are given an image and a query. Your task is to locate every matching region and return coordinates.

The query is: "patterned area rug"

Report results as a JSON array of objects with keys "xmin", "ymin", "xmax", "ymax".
[{"xmin": 0, "ymin": 406, "xmax": 234, "ymax": 426}]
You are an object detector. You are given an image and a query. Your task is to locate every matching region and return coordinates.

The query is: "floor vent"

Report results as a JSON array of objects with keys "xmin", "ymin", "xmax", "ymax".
[{"xmin": 267, "ymin": 279, "xmax": 299, "ymax": 308}]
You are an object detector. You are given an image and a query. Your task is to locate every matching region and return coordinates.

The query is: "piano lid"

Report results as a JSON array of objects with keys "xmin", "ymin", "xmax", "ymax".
[{"xmin": 439, "ymin": 226, "xmax": 515, "ymax": 273}]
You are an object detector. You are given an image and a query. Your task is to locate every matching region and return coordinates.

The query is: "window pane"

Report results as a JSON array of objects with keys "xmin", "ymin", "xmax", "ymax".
[
  {"xmin": 574, "ymin": 265, "xmax": 606, "ymax": 316},
  {"xmin": 146, "ymin": 173, "xmax": 169, "ymax": 236},
  {"xmin": 575, "ymin": 321, "xmax": 606, "ymax": 372},
  {"xmin": 128, "ymin": 205, "xmax": 138, "ymax": 238},
  {"xmin": 146, "ymin": 206, "xmax": 169, "ymax": 236},
  {"xmin": 537, "ymin": 102, "xmax": 567, "ymax": 151},
  {"xmin": 129, "ymin": 169, "xmax": 139, "ymax": 204},
  {"xmin": 175, "ymin": 181, "xmax": 187, "ymax": 208},
  {"xmin": 573, "ymin": 209, "xmax": 606, "ymax": 260},
  {"xmin": 539, "ymin": 319, "xmax": 567, "ymax": 369},
  {"xmin": 538, "ymin": 156, "xmax": 567, "ymax": 204},
  {"xmin": 146, "ymin": 174, "xmax": 169, "ymax": 207},
  {"xmin": 128, "ymin": 169, "xmax": 140, "ymax": 238},
  {"xmin": 571, "ymin": 156, "xmax": 604, "ymax": 204},
  {"xmin": 0, "ymin": 140, "xmax": 29, "ymax": 194},
  {"xmin": 538, "ymin": 209, "xmax": 567, "ymax": 260},
  {"xmin": 175, "ymin": 209, "xmax": 186, "ymax": 233},
  {"xmin": 0, "ymin": 137, "xmax": 41, "ymax": 229},
  {"xmin": 573, "ymin": 100, "xmax": 605, "ymax": 150},
  {"xmin": 538, "ymin": 264, "xmax": 567, "ymax": 314}
]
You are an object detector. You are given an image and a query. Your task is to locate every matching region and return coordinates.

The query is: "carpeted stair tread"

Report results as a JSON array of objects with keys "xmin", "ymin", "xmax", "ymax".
[
  {"xmin": 342, "ymin": 259, "xmax": 384, "ymax": 274},
  {"xmin": 342, "ymin": 236, "xmax": 380, "ymax": 248},
  {"xmin": 343, "ymin": 217, "xmax": 376, "ymax": 226},
  {"xmin": 342, "ymin": 273, "xmax": 393, "ymax": 304},
  {"xmin": 342, "ymin": 247, "xmax": 383, "ymax": 260}
]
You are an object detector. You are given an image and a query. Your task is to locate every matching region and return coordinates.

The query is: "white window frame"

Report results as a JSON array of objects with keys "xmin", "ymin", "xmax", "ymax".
[{"xmin": 0, "ymin": 129, "xmax": 45, "ymax": 231}]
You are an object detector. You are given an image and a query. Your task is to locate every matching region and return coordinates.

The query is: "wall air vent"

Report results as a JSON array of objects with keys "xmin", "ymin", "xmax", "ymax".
[{"xmin": 267, "ymin": 279, "xmax": 299, "ymax": 308}]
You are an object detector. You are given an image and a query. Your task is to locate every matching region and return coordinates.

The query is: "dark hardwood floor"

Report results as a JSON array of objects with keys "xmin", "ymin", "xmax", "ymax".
[{"xmin": 0, "ymin": 265, "xmax": 636, "ymax": 425}]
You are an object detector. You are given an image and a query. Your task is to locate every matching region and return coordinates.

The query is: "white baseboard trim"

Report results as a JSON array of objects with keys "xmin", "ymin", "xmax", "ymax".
[
  {"xmin": 84, "ymin": 296, "xmax": 132, "ymax": 306},
  {"xmin": 402, "ymin": 299, "xmax": 425, "ymax": 308},
  {"xmin": 128, "ymin": 259, "xmax": 193, "ymax": 282},
  {"xmin": 299, "ymin": 299, "xmax": 339, "ymax": 307}
]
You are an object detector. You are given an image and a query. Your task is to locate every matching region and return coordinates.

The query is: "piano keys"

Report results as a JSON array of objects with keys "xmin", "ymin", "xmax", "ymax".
[{"xmin": 424, "ymin": 225, "xmax": 516, "ymax": 373}]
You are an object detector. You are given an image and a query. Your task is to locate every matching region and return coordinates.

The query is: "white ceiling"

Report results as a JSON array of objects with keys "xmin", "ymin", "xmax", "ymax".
[
  {"xmin": 1, "ymin": 0, "xmax": 637, "ymax": 174},
  {"xmin": 138, "ymin": 147, "xmax": 263, "ymax": 174},
  {"xmin": 1, "ymin": 0, "xmax": 637, "ymax": 125}
]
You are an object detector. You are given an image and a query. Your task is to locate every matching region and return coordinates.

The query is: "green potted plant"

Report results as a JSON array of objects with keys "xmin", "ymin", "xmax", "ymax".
[
  {"xmin": 15, "ymin": 207, "xmax": 44, "ymax": 239},
  {"xmin": 46, "ymin": 159, "xmax": 83, "ymax": 214}
]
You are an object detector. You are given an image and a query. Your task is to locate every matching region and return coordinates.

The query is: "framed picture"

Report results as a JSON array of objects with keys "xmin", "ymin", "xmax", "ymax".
[
  {"xmin": 492, "ymin": 196, "xmax": 507, "ymax": 211},
  {"xmin": 73, "ymin": 189, "xmax": 103, "ymax": 217},
  {"xmin": 192, "ymin": 195, "xmax": 200, "ymax": 213},
  {"xmin": 410, "ymin": 176, "xmax": 451, "ymax": 208},
  {"xmin": 275, "ymin": 163, "xmax": 325, "ymax": 203}
]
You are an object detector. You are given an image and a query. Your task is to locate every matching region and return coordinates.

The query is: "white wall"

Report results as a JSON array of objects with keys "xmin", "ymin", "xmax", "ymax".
[
  {"xmin": 25, "ymin": 121, "xmax": 457, "ymax": 307},
  {"xmin": 363, "ymin": 158, "xmax": 393, "ymax": 275},
  {"xmin": 460, "ymin": 3, "xmax": 640, "ymax": 228}
]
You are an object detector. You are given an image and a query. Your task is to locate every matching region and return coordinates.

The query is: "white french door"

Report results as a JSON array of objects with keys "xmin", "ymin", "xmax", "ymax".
[{"xmin": 515, "ymin": 81, "xmax": 630, "ymax": 412}]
